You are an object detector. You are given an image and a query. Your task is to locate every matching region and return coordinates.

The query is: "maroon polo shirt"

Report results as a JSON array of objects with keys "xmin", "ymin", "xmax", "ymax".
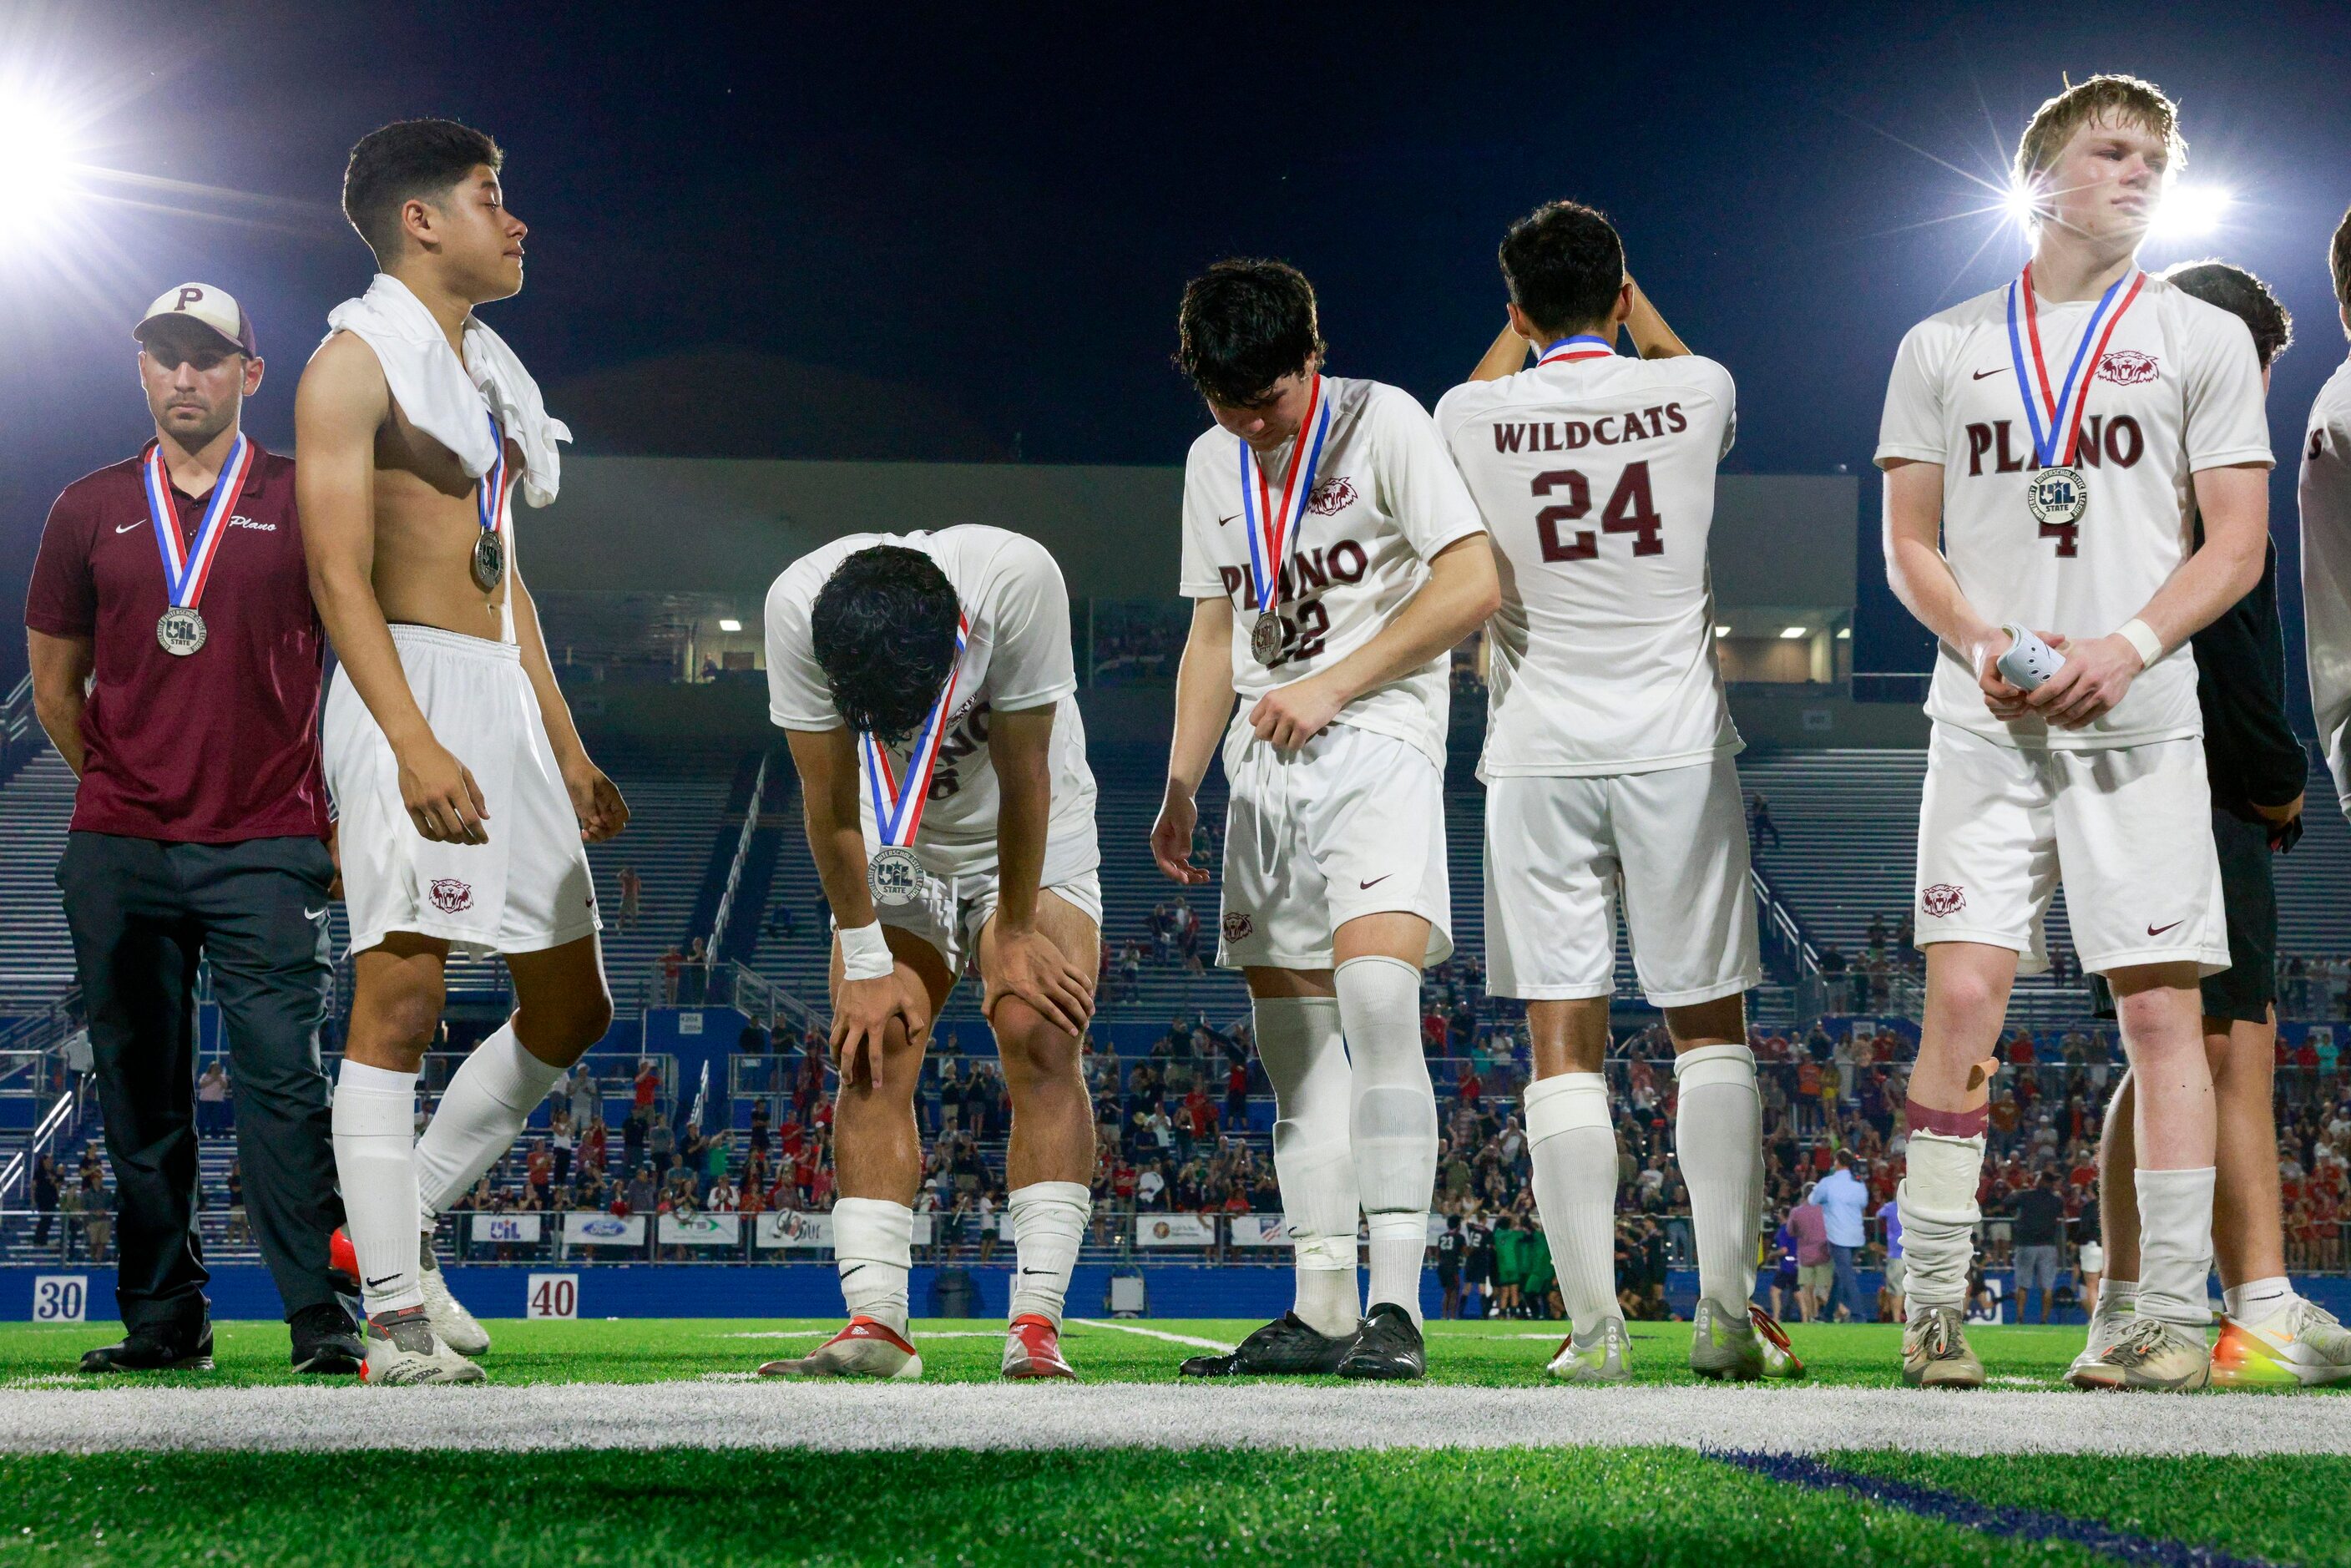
[{"xmin": 24, "ymin": 440, "xmax": 329, "ymax": 844}]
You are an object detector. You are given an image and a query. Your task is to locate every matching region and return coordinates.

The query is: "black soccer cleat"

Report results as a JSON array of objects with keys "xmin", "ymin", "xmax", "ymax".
[
  {"xmin": 78, "ymin": 1323, "xmax": 214, "ymax": 1374},
  {"xmin": 1179, "ymin": 1312, "xmax": 1357, "ymax": 1378},
  {"xmin": 1335, "ymin": 1302, "xmax": 1426, "ymax": 1381},
  {"xmin": 289, "ymin": 1302, "xmax": 365, "ymax": 1375}
]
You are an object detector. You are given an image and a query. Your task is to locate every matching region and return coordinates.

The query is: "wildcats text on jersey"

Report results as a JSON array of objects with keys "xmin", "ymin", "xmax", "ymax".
[{"xmin": 1489, "ymin": 403, "xmax": 1690, "ymax": 453}]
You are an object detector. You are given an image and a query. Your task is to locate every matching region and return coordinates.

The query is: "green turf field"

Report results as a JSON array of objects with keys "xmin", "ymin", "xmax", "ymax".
[{"xmin": 1, "ymin": 1318, "xmax": 2345, "ymax": 1566}]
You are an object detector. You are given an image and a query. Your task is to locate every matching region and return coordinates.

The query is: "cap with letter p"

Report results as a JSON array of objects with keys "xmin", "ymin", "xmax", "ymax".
[{"xmin": 134, "ymin": 283, "xmax": 259, "ymax": 358}]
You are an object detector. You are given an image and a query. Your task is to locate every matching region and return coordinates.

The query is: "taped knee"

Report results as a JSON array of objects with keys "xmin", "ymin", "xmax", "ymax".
[{"xmin": 1898, "ymin": 1130, "xmax": 1986, "ymax": 1227}]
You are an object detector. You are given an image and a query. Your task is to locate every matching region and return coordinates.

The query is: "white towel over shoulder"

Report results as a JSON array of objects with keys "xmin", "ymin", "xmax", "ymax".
[{"xmin": 322, "ymin": 273, "xmax": 570, "ymax": 507}]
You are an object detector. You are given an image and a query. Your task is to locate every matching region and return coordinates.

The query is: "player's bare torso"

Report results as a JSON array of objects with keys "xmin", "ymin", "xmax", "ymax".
[{"xmin": 334, "ymin": 329, "xmax": 516, "ymax": 641}]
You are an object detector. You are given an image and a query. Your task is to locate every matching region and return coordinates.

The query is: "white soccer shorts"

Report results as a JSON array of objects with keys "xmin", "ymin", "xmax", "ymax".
[
  {"xmin": 1914, "ymin": 724, "xmax": 2227, "ymax": 976},
  {"xmin": 325, "ymin": 625, "xmax": 601, "ymax": 957},
  {"xmin": 1215, "ymin": 721, "xmax": 1452, "ymax": 970},
  {"xmin": 860, "ymin": 825, "xmax": 1102, "ymax": 976},
  {"xmin": 1484, "ymin": 755, "xmax": 1761, "ymax": 1005}
]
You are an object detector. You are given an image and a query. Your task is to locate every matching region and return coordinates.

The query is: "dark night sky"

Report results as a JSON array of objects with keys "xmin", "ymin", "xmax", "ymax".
[{"xmin": 5, "ymin": 1, "xmax": 2348, "ymax": 694}]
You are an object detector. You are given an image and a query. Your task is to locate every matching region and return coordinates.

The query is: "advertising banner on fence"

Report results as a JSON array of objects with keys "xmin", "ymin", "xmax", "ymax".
[
  {"xmin": 563, "ymin": 1212, "xmax": 647, "ymax": 1247},
  {"xmin": 1227, "ymin": 1215, "xmax": 1287, "ymax": 1247},
  {"xmin": 756, "ymin": 1211, "xmax": 833, "ymax": 1250},
  {"xmin": 658, "ymin": 1213, "xmax": 742, "ymax": 1247},
  {"xmin": 470, "ymin": 1213, "xmax": 543, "ymax": 1245},
  {"xmin": 1135, "ymin": 1214, "xmax": 1218, "ymax": 1247}
]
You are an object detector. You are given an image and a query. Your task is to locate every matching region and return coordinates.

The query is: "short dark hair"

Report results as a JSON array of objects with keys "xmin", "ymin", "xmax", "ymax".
[
  {"xmin": 1176, "ymin": 259, "xmax": 1326, "ymax": 407},
  {"xmin": 342, "ymin": 119, "xmax": 504, "ymax": 262},
  {"xmin": 2332, "ymin": 205, "xmax": 2351, "ymax": 320},
  {"xmin": 1499, "ymin": 200, "xmax": 1626, "ymax": 341},
  {"xmin": 2164, "ymin": 260, "xmax": 2293, "ymax": 368},
  {"xmin": 809, "ymin": 545, "xmax": 963, "ymax": 743}
]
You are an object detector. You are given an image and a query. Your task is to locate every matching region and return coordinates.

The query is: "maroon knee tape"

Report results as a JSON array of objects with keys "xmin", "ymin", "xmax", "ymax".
[{"xmin": 1904, "ymin": 1097, "xmax": 1988, "ymax": 1138}]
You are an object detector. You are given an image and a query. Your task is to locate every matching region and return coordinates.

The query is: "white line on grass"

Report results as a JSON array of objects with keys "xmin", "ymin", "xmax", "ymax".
[
  {"xmin": 4, "ymin": 1383, "xmax": 2348, "ymax": 1457},
  {"xmin": 1067, "ymin": 1318, "xmax": 1235, "ymax": 1352}
]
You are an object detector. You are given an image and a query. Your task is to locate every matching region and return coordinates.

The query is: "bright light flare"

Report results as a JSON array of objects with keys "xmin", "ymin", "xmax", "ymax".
[
  {"xmin": 2152, "ymin": 183, "xmax": 2232, "ymax": 241},
  {"xmin": 2002, "ymin": 181, "xmax": 2039, "ymax": 230},
  {"xmin": 0, "ymin": 96, "xmax": 82, "ymax": 238}
]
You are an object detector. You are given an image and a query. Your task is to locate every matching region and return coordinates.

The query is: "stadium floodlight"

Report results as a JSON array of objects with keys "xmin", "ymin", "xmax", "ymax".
[
  {"xmin": 717, "ymin": 618, "xmax": 742, "ymax": 632},
  {"xmin": 2002, "ymin": 180, "xmax": 2039, "ymax": 230},
  {"xmin": 1779, "ymin": 626, "xmax": 1807, "ymax": 640},
  {"xmin": 1837, "ymin": 627, "xmax": 1852, "ymax": 640},
  {"xmin": 0, "ymin": 94, "xmax": 81, "ymax": 246},
  {"xmin": 2151, "ymin": 182, "xmax": 2231, "ymax": 241},
  {"xmin": 1714, "ymin": 625, "xmax": 1730, "ymax": 640}
]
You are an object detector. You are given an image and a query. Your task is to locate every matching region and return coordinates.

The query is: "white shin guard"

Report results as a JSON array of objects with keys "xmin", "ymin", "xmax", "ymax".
[
  {"xmin": 1337, "ymin": 955, "xmax": 1437, "ymax": 1323},
  {"xmin": 1256, "ymin": 995, "xmax": 1362, "ymax": 1335},
  {"xmin": 414, "ymin": 1021, "xmax": 566, "ymax": 1226},
  {"xmin": 331, "ymin": 1060, "xmax": 423, "ymax": 1316},
  {"xmin": 2135, "ymin": 1166, "xmax": 2216, "ymax": 1328},
  {"xmin": 1526, "ymin": 1072, "xmax": 1618, "ymax": 1335},
  {"xmin": 1673, "ymin": 1044, "xmax": 1761, "ymax": 1313},
  {"xmin": 1006, "ymin": 1181, "xmax": 1091, "ymax": 1326},
  {"xmin": 1895, "ymin": 1130, "xmax": 1985, "ymax": 1311},
  {"xmin": 832, "ymin": 1196, "xmax": 915, "ymax": 1335}
]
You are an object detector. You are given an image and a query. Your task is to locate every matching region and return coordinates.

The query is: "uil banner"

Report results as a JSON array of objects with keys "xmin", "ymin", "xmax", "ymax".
[{"xmin": 470, "ymin": 1213, "xmax": 543, "ymax": 1245}]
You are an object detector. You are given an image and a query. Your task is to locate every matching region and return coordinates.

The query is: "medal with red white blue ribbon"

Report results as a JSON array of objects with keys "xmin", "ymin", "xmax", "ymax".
[
  {"xmin": 2005, "ymin": 262, "xmax": 2144, "ymax": 533},
  {"xmin": 473, "ymin": 412, "xmax": 509, "ymax": 592},
  {"xmin": 142, "ymin": 433, "xmax": 255, "ymax": 656},
  {"xmin": 857, "ymin": 613, "xmax": 970, "ymax": 906},
  {"xmin": 1537, "ymin": 333, "xmax": 1615, "ymax": 366},
  {"xmin": 1238, "ymin": 376, "xmax": 1333, "ymax": 665}
]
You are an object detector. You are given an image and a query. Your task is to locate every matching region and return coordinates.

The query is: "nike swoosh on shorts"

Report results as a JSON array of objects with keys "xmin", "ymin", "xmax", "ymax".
[{"xmin": 2146, "ymin": 920, "xmax": 2184, "ymax": 937}]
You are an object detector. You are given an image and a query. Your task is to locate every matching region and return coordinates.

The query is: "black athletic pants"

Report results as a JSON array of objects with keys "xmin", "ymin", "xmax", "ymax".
[{"xmin": 58, "ymin": 832, "xmax": 344, "ymax": 1333}]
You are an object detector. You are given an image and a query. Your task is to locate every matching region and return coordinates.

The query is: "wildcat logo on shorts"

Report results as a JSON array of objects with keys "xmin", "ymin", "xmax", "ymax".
[
  {"xmin": 429, "ymin": 878, "xmax": 475, "ymax": 914},
  {"xmin": 1221, "ymin": 911, "xmax": 1254, "ymax": 943},
  {"xmin": 1920, "ymin": 883, "xmax": 1966, "ymax": 918},
  {"xmin": 2097, "ymin": 349, "xmax": 2159, "ymax": 386},
  {"xmin": 1307, "ymin": 476, "xmax": 1358, "ymax": 516}
]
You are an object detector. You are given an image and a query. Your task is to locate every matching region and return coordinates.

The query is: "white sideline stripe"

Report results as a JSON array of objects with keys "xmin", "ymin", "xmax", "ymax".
[
  {"xmin": 3, "ymin": 1383, "xmax": 2348, "ymax": 1456},
  {"xmin": 1067, "ymin": 1318, "xmax": 1236, "ymax": 1352}
]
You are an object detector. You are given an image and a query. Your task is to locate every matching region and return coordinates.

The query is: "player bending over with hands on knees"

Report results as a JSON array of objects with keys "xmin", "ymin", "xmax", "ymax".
[
  {"xmin": 1155, "ymin": 259, "xmax": 1499, "ymax": 1381},
  {"xmin": 1878, "ymin": 76, "xmax": 2271, "ymax": 1390},
  {"xmin": 761, "ymin": 528, "xmax": 1100, "ymax": 1382}
]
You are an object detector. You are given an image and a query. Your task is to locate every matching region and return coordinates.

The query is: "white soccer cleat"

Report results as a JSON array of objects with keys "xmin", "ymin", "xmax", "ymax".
[
  {"xmin": 419, "ymin": 1239, "xmax": 491, "ymax": 1358},
  {"xmin": 361, "ymin": 1308, "xmax": 486, "ymax": 1386},
  {"xmin": 2066, "ymin": 1308, "xmax": 2134, "ymax": 1389},
  {"xmin": 2074, "ymin": 1314, "xmax": 2209, "ymax": 1392},
  {"xmin": 1546, "ymin": 1317, "xmax": 1630, "ymax": 1384},
  {"xmin": 2212, "ymin": 1297, "xmax": 2351, "ymax": 1388},
  {"xmin": 757, "ymin": 1317, "xmax": 923, "ymax": 1380}
]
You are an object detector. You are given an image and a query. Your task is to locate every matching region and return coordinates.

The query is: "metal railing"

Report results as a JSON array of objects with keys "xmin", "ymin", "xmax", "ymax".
[{"xmin": 708, "ymin": 752, "xmax": 769, "ymax": 956}]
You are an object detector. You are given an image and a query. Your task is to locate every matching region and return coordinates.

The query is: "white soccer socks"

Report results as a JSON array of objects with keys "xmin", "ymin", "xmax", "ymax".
[
  {"xmin": 1255, "ymin": 995, "xmax": 1363, "ymax": 1338},
  {"xmin": 414, "ymin": 1021, "xmax": 568, "ymax": 1227},
  {"xmin": 332, "ymin": 1060, "xmax": 424, "ymax": 1315},
  {"xmin": 832, "ymin": 1196, "xmax": 915, "ymax": 1335},
  {"xmin": 1526, "ymin": 1072, "xmax": 1618, "ymax": 1335},
  {"xmin": 2223, "ymin": 1276, "xmax": 2293, "ymax": 1324},
  {"xmin": 1006, "ymin": 1181, "xmax": 1091, "ymax": 1326},
  {"xmin": 1337, "ymin": 955, "xmax": 1438, "ymax": 1327},
  {"xmin": 1673, "ymin": 1044, "xmax": 1762, "ymax": 1313},
  {"xmin": 1894, "ymin": 1128, "xmax": 1985, "ymax": 1312},
  {"xmin": 2135, "ymin": 1166, "xmax": 2217, "ymax": 1328}
]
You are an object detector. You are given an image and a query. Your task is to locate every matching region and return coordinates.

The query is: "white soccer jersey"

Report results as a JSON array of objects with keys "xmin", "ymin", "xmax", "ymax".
[
  {"xmin": 765, "ymin": 525, "xmax": 1098, "ymax": 865},
  {"xmin": 1875, "ymin": 270, "xmax": 2272, "ymax": 750},
  {"xmin": 1435, "ymin": 349, "xmax": 1741, "ymax": 776},
  {"xmin": 1179, "ymin": 376, "xmax": 1488, "ymax": 767},
  {"xmin": 2300, "ymin": 355, "xmax": 2351, "ymax": 810}
]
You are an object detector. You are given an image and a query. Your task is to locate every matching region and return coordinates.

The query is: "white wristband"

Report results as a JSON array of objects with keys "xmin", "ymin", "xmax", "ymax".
[
  {"xmin": 838, "ymin": 921, "xmax": 895, "ymax": 982},
  {"xmin": 2116, "ymin": 618, "xmax": 2164, "ymax": 669}
]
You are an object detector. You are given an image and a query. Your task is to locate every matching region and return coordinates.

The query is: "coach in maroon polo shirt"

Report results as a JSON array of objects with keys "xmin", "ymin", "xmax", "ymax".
[{"xmin": 24, "ymin": 284, "xmax": 361, "ymax": 1374}]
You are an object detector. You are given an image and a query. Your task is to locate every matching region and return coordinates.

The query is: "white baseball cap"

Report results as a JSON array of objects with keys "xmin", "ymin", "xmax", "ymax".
[{"xmin": 134, "ymin": 282, "xmax": 259, "ymax": 357}]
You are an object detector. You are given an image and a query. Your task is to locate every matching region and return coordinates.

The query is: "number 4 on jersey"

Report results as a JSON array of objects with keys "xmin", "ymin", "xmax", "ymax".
[{"xmin": 1534, "ymin": 461, "xmax": 1664, "ymax": 564}]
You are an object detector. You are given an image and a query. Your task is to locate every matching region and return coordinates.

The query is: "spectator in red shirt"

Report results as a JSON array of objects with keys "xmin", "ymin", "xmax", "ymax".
[{"xmin": 30, "ymin": 286, "xmax": 356, "ymax": 1374}]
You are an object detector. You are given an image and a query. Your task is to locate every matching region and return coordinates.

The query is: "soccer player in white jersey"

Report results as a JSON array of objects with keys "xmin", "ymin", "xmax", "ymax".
[
  {"xmin": 759, "ymin": 527, "xmax": 1100, "ymax": 1382},
  {"xmin": 1877, "ymin": 75, "xmax": 2273, "ymax": 1390},
  {"xmin": 1153, "ymin": 260, "xmax": 1499, "ymax": 1379},
  {"xmin": 2304, "ymin": 206, "xmax": 2351, "ymax": 848},
  {"xmin": 1435, "ymin": 200, "xmax": 1802, "ymax": 1384}
]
